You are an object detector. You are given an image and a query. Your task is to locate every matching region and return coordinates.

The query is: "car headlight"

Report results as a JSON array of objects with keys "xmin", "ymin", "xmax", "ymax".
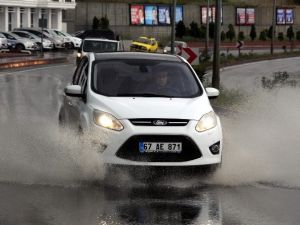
[
  {"xmin": 77, "ymin": 52, "xmax": 82, "ymax": 57},
  {"xmin": 195, "ymin": 111, "xmax": 217, "ymax": 132},
  {"xmin": 163, "ymin": 49, "xmax": 167, "ymax": 53},
  {"xmin": 93, "ymin": 110, "xmax": 124, "ymax": 131}
]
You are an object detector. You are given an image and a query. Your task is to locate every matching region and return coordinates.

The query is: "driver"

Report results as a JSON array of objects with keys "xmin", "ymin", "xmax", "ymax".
[{"xmin": 151, "ymin": 69, "xmax": 178, "ymax": 96}]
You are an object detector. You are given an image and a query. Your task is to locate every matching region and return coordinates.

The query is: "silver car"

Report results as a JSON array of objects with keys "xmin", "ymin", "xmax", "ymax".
[
  {"xmin": 0, "ymin": 32, "xmax": 38, "ymax": 52},
  {"xmin": 0, "ymin": 33, "xmax": 8, "ymax": 49},
  {"xmin": 12, "ymin": 31, "xmax": 54, "ymax": 50},
  {"xmin": 14, "ymin": 28, "xmax": 65, "ymax": 49}
]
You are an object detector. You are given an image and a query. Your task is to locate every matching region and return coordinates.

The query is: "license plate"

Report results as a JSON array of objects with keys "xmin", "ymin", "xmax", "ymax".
[{"xmin": 139, "ymin": 142, "xmax": 182, "ymax": 153}]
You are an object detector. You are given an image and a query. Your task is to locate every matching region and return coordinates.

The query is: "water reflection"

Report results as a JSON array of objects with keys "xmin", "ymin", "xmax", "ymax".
[{"xmin": 0, "ymin": 183, "xmax": 223, "ymax": 225}]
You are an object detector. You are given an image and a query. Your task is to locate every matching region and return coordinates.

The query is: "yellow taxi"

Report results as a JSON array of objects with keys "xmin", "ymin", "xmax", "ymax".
[{"xmin": 130, "ymin": 37, "xmax": 158, "ymax": 52}]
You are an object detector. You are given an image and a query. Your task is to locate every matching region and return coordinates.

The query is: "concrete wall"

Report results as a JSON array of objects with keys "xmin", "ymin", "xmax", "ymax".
[{"xmin": 65, "ymin": 1, "xmax": 300, "ymax": 39}]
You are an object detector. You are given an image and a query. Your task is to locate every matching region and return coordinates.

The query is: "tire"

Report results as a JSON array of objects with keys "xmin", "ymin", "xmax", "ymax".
[{"xmin": 15, "ymin": 44, "xmax": 25, "ymax": 52}]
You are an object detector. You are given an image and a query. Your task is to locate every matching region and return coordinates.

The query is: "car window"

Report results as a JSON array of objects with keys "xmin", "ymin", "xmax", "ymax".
[
  {"xmin": 4, "ymin": 33, "xmax": 16, "ymax": 40},
  {"xmin": 0, "ymin": 33, "xmax": 6, "ymax": 38},
  {"xmin": 92, "ymin": 59, "xmax": 202, "ymax": 98},
  {"xmin": 82, "ymin": 40, "xmax": 118, "ymax": 53},
  {"xmin": 72, "ymin": 58, "xmax": 88, "ymax": 85}
]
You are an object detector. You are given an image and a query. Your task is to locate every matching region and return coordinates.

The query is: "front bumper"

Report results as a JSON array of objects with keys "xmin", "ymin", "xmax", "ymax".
[{"xmin": 88, "ymin": 118, "xmax": 222, "ymax": 166}]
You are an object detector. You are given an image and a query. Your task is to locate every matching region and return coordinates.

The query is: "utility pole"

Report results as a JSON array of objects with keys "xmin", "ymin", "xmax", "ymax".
[
  {"xmin": 212, "ymin": 0, "xmax": 221, "ymax": 89},
  {"xmin": 171, "ymin": 0, "xmax": 176, "ymax": 54},
  {"xmin": 205, "ymin": 0, "xmax": 210, "ymax": 57},
  {"xmin": 271, "ymin": 0, "xmax": 276, "ymax": 55}
]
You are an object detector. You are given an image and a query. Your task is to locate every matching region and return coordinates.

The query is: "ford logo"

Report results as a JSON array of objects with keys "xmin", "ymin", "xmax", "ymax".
[{"xmin": 153, "ymin": 120, "xmax": 168, "ymax": 126}]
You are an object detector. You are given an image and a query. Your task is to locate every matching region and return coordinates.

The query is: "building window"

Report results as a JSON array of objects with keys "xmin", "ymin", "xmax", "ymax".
[
  {"xmin": 20, "ymin": 8, "xmax": 25, "ymax": 28},
  {"xmin": 31, "ymin": 8, "xmax": 35, "ymax": 27},
  {"xmin": 8, "ymin": 7, "xmax": 14, "ymax": 31}
]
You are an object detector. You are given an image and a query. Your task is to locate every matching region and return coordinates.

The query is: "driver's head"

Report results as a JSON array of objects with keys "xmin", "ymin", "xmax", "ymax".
[{"xmin": 155, "ymin": 70, "xmax": 169, "ymax": 87}]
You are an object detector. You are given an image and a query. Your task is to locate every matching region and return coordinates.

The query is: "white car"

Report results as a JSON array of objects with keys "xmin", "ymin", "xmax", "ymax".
[
  {"xmin": 0, "ymin": 33, "xmax": 8, "ymax": 49},
  {"xmin": 0, "ymin": 32, "xmax": 38, "ymax": 51},
  {"xmin": 163, "ymin": 41, "xmax": 187, "ymax": 54},
  {"xmin": 59, "ymin": 52, "xmax": 222, "ymax": 170},
  {"xmin": 51, "ymin": 29, "xmax": 82, "ymax": 49},
  {"xmin": 12, "ymin": 31, "xmax": 54, "ymax": 50},
  {"xmin": 76, "ymin": 38, "xmax": 121, "ymax": 65}
]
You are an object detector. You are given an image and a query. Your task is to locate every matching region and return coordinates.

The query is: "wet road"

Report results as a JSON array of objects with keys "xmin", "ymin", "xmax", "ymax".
[{"xmin": 0, "ymin": 59, "xmax": 300, "ymax": 225}]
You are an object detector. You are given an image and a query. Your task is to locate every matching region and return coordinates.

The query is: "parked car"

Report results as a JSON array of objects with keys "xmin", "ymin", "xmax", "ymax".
[
  {"xmin": 0, "ymin": 32, "xmax": 38, "ymax": 52},
  {"xmin": 130, "ymin": 37, "xmax": 158, "ymax": 52},
  {"xmin": 50, "ymin": 29, "xmax": 82, "ymax": 49},
  {"xmin": 163, "ymin": 41, "xmax": 188, "ymax": 54},
  {"xmin": 59, "ymin": 52, "xmax": 222, "ymax": 172},
  {"xmin": 42, "ymin": 28, "xmax": 73, "ymax": 48},
  {"xmin": 0, "ymin": 33, "xmax": 8, "ymax": 49},
  {"xmin": 76, "ymin": 38, "xmax": 121, "ymax": 65},
  {"xmin": 14, "ymin": 28, "xmax": 65, "ymax": 49},
  {"xmin": 12, "ymin": 30, "xmax": 54, "ymax": 50},
  {"xmin": 74, "ymin": 29, "xmax": 116, "ymax": 40}
]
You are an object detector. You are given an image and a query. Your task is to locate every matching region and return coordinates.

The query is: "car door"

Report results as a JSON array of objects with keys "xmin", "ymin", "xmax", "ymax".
[{"xmin": 63, "ymin": 58, "xmax": 88, "ymax": 130}]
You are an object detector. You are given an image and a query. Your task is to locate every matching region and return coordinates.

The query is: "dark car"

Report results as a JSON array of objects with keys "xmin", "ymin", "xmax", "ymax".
[{"xmin": 74, "ymin": 29, "xmax": 117, "ymax": 40}]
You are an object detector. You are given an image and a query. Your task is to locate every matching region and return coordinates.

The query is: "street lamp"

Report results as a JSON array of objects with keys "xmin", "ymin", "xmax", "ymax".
[{"xmin": 171, "ymin": 0, "xmax": 176, "ymax": 54}]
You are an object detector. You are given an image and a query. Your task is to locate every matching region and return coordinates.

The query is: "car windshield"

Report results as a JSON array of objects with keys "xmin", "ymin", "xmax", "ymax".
[
  {"xmin": 92, "ymin": 59, "xmax": 202, "ymax": 98},
  {"xmin": 83, "ymin": 40, "xmax": 118, "ymax": 52},
  {"xmin": 134, "ymin": 38, "xmax": 151, "ymax": 45}
]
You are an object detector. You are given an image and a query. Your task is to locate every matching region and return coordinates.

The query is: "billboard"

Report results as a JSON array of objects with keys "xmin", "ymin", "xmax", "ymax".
[
  {"xmin": 145, "ymin": 5, "xmax": 158, "ymax": 25},
  {"xmin": 130, "ymin": 5, "xmax": 144, "ymax": 25},
  {"xmin": 236, "ymin": 8, "xmax": 255, "ymax": 25},
  {"xmin": 158, "ymin": 6, "xmax": 171, "ymax": 25},
  {"xmin": 201, "ymin": 6, "xmax": 222, "ymax": 24},
  {"xmin": 277, "ymin": 8, "xmax": 294, "ymax": 25},
  {"xmin": 176, "ymin": 6, "xmax": 183, "ymax": 23}
]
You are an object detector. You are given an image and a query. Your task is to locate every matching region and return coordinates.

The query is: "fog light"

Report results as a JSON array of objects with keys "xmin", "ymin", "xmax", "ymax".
[{"xmin": 209, "ymin": 142, "xmax": 220, "ymax": 155}]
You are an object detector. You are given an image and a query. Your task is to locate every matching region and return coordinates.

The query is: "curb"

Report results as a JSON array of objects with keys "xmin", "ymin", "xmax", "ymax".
[{"xmin": 0, "ymin": 57, "xmax": 69, "ymax": 70}]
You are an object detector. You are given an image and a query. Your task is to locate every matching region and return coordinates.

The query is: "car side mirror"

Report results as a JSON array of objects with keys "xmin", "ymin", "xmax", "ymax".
[
  {"xmin": 206, "ymin": 87, "xmax": 219, "ymax": 99},
  {"xmin": 64, "ymin": 85, "xmax": 82, "ymax": 97}
]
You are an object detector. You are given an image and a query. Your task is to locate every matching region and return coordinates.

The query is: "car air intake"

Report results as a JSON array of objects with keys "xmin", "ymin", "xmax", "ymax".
[{"xmin": 130, "ymin": 119, "xmax": 189, "ymax": 126}]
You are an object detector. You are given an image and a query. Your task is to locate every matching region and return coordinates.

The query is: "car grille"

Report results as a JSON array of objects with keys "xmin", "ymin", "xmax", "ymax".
[
  {"xmin": 116, "ymin": 135, "xmax": 202, "ymax": 162},
  {"xmin": 130, "ymin": 119, "xmax": 189, "ymax": 126}
]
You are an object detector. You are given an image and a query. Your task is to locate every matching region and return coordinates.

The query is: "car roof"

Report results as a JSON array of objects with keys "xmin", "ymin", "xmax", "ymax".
[
  {"xmin": 93, "ymin": 52, "xmax": 182, "ymax": 62},
  {"xmin": 84, "ymin": 38, "xmax": 118, "ymax": 42}
]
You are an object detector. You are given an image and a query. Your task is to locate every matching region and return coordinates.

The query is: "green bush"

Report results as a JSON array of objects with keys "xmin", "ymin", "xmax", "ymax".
[
  {"xmin": 199, "ymin": 25, "xmax": 206, "ymax": 40},
  {"xmin": 259, "ymin": 30, "xmax": 267, "ymax": 41},
  {"xmin": 221, "ymin": 30, "xmax": 226, "ymax": 41},
  {"xmin": 226, "ymin": 24, "xmax": 236, "ymax": 41},
  {"xmin": 287, "ymin": 26, "xmax": 294, "ymax": 41},
  {"xmin": 190, "ymin": 21, "xmax": 200, "ymax": 38},
  {"xmin": 238, "ymin": 31, "xmax": 245, "ymax": 41},
  {"xmin": 176, "ymin": 21, "xmax": 186, "ymax": 38},
  {"xmin": 209, "ymin": 22, "xmax": 215, "ymax": 39},
  {"xmin": 92, "ymin": 16, "xmax": 100, "ymax": 30},
  {"xmin": 100, "ymin": 15, "xmax": 109, "ymax": 29},
  {"xmin": 296, "ymin": 31, "xmax": 300, "ymax": 40},
  {"xmin": 250, "ymin": 24, "xmax": 257, "ymax": 41},
  {"xmin": 278, "ymin": 32, "xmax": 284, "ymax": 41}
]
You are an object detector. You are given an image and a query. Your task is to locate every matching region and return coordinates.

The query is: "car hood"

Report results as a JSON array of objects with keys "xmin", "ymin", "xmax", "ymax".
[{"xmin": 90, "ymin": 95, "xmax": 212, "ymax": 120}]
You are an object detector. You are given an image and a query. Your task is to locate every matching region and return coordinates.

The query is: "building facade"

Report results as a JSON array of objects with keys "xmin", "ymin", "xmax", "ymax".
[
  {"xmin": 0, "ymin": 0, "xmax": 76, "ymax": 32},
  {"xmin": 63, "ymin": 0, "xmax": 300, "ymax": 39}
]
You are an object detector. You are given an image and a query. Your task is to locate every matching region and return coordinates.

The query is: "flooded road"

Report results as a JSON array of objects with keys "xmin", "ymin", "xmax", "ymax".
[{"xmin": 0, "ymin": 59, "xmax": 300, "ymax": 225}]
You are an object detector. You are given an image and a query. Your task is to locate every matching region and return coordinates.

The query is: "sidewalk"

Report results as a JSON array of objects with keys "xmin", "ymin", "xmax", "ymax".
[{"xmin": 0, "ymin": 50, "xmax": 74, "ymax": 70}]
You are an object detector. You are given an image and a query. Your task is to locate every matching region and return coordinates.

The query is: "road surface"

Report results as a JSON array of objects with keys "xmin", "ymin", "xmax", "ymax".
[{"xmin": 0, "ymin": 59, "xmax": 299, "ymax": 225}]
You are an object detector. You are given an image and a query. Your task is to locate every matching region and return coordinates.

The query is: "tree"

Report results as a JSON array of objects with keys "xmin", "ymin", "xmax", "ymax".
[
  {"xmin": 278, "ymin": 32, "xmax": 284, "ymax": 41},
  {"xmin": 250, "ymin": 24, "xmax": 257, "ymax": 41},
  {"xmin": 259, "ymin": 30, "xmax": 267, "ymax": 41},
  {"xmin": 221, "ymin": 30, "xmax": 226, "ymax": 41},
  {"xmin": 267, "ymin": 25, "xmax": 273, "ymax": 39},
  {"xmin": 209, "ymin": 22, "xmax": 215, "ymax": 39},
  {"xmin": 189, "ymin": 21, "xmax": 200, "ymax": 38},
  {"xmin": 287, "ymin": 25, "xmax": 295, "ymax": 41},
  {"xmin": 238, "ymin": 31, "xmax": 245, "ymax": 41},
  {"xmin": 92, "ymin": 16, "xmax": 100, "ymax": 30},
  {"xmin": 175, "ymin": 21, "xmax": 186, "ymax": 38},
  {"xmin": 100, "ymin": 15, "xmax": 109, "ymax": 29},
  {"xmin": 226, "ymin": 24, "xmax": 236, "ymax": 41}
]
